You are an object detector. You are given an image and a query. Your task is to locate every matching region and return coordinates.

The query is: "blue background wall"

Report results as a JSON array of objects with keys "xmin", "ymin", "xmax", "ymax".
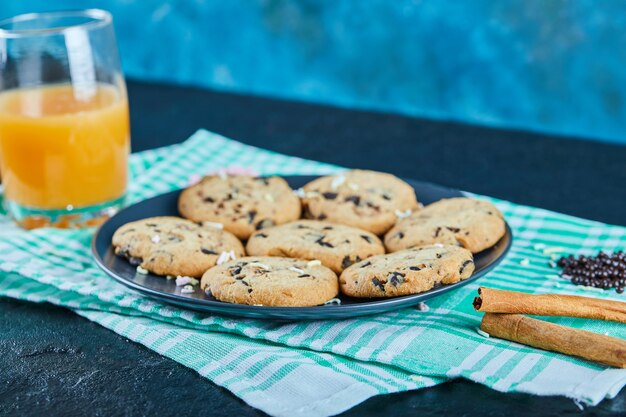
[{"xmin": 2, "ymin": 0, "xmax": 625, "ymax": 143}]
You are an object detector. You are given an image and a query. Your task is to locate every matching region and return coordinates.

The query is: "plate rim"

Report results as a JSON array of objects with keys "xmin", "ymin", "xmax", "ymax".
[{"xmin": 91, "ymin": 176, "xmax": 513, "ymax": 318}]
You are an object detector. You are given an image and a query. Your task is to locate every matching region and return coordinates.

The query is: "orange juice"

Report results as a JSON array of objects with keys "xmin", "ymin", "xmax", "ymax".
[{"xmin": 0, "ymin": 83, "xmax": 129, "ymax": 210}]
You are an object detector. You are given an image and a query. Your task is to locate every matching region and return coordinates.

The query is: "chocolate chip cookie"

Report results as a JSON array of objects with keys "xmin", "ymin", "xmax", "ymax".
[
  {"xmin": 340, "ymin": 244, "xmax": 475, "ymax": 298},
  {"xmin": 112, "ymin": 216, "xmax": 245, "ymax": 277},
  {"xmin": 201, "ymin": 256, "xmax": 339, "ymax": 306},
  {"xmin": 300, "ymin": 170, "xmax": 419, "ymax": 235},
  {"xmin": 246, "ymin": 220, "xmax": 385, "ymax": 273},
  {"xmin": 178, "ymin": 175, "xmax": 301, "ymax": 240},
  {"xmin": 385, "ymin": 197, "xmax": 505, "ymax": 253}
]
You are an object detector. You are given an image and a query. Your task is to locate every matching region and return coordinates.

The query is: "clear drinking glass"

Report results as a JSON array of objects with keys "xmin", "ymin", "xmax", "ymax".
[{"xmin": 0, "ymin": 9, "xmax": 130, "ymax": 229}]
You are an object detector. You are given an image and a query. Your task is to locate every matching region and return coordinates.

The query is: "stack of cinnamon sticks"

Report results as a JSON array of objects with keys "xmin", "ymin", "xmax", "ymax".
[{"xmin": 473, "ymin": 287, "xmax": 626, "ymax": 368}]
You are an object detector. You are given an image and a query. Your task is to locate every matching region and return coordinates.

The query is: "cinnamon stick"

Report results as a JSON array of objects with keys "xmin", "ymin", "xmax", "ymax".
[
  {"xmin": 474, "ymin": 287, "xmax": 626, "ymax": 324},
  {"xmin": 481, "ymin": 313, "xmax": 626, "ymax": 368}
]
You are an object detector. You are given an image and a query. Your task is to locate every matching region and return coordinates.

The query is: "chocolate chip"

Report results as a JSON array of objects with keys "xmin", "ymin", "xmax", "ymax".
[
  {"xmin": 487, "ymin": 211, "xmax": 493, "ymax": 215},
  {"xmin": 201, "ymin": 248, "xmax": 217, "ymax": 255},
  {"xmin": 366, "ymin": 202, "xmax": 379, "ymax": 210},
  {"xmin": 116, "ymin": 246, "xmax": 130, "ymax": 257},
  {"xmin": 344, "ymin": 195, "xmax": 361, "ymax": 205},
  {"xmin": 446, "ymin": 226, "xmax": 461, "ymax": 233},
  {"xmin": 256, "ymin": 219, "xmax": 275, "ymax": 230},
  {"xmin": 371, "ymin": 278, "xmax": 385, "ymax": 292},
  {"xmin": 389, "ymin": 272, "xmax": 405, "ymax": 286},
  {"xmin": 204, "ymin": 196, "xmax": 215, "ymax": 203},
  {"xmin": 409, "ymin": 266, "xmax": 421, "ymax": 271},
  {"xmin": 230, "ymin": 266, "xmax": 242, "ymax": 276},
  {"xmin": 248, "ymin": 210, "xmax": 257, "ymax": 224},
  {"xmin": 460, "ymin": 259, "xmax": 474, "ymax": 274},
  {"xmin": 436, "ymin": 253, "xmax": 442, "ymax": 259},
  {"xmin": 128, "ymin": 256, "xmax": 142, "ymax": 266},
  {"xmin": 318, "ymin": 214, "xmax": 327, "ymax": 220},
  {"xmin": 241, "ymin": 280, "xmax": 250, "ymax": 286},
  {"xmin": 341, "ymin": 256, "xmax": 353, "ymax": 269},
  {"xmin": 146, "ymin": 223, "xmax": 157, "ymax": 227},
  {"xmin": 434, "ymin": 227, "xmax": 442, "ymax": 237},
  {"xmin": 248, "ymin": 288, "xmax": 253, "ymax": 293},
  {"xmin": 296, "ymin": 224, "xmax": 310, "ymax": 229},
  {"xmin": 360, "ymin": 261, "xmax": 372, "ymax": 268},
  {"xmin": 315, "ymin": 237, "xmax": 334, "ymax": 248},
  {"xmin": 298, "ymin": 274, "xmax": 311, "ymax": 278},
  {"xmin": 257, "ymin": 177, "xmax": 270, "ymax": 185},
  {"xmin": 322, "ymin": 192, "xmax": 338, "ymax": 200},
  {"xmin": 360, "ymin": 234, "xmax": 372, "ymax": 243},
  {"xmin": 255, "ymin": 233, "xmax": 268, "ymax": 238},
  {"xmin": 322, "ymin": 226, "xmax": 334, "ymax": 230},
  {"xmin": 382, "ymin": 194, "xmax": 392, "ymax": 201},
  {"xmin": 395, "ymin": 232, "xmax": 404, "ymax": 240}
]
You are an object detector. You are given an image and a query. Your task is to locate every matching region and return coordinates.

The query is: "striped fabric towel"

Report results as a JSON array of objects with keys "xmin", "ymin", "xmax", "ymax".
[{"xmin": 1, "ymin": 129, "xmax": 625, "ymax": 417}]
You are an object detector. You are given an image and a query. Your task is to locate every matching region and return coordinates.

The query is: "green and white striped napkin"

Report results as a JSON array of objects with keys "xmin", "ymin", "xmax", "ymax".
[{"xmin": 1, "ymin": 129, "xmax": 625, "ymax": 417}]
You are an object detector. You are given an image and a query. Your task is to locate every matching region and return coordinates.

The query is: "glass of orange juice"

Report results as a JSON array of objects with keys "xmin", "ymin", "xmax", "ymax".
[{"xmin": 0, "ymin": 10, "xmax": 129, "ymax": 229}]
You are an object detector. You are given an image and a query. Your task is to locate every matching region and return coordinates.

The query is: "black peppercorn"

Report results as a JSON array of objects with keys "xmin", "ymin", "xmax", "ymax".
[{"xmin": 557, "ymin": 250, "xmax": 626, "ymax": 293}]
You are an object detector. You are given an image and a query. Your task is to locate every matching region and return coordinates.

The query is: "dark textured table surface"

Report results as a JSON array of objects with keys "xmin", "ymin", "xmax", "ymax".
[{"xmin": 2, "ymin": 80, "xmax": 626, "ymax": 417}]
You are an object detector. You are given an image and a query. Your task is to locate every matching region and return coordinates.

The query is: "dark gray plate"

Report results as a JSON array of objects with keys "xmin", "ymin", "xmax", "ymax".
[{"xmin": 92, "ymin": 176, "xmax": 512, "ymax": 320}]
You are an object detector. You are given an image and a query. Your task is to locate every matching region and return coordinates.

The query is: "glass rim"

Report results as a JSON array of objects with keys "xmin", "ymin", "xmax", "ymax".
[{"xmin": 0, "ymin": 9, "xmax": 112, "ymax": 39}]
